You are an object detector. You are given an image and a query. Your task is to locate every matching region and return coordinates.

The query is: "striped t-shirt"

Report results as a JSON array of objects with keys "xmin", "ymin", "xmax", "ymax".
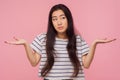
[{"xmin": 30, "ymin": 33, "xmax": 89, "ymax": 80}]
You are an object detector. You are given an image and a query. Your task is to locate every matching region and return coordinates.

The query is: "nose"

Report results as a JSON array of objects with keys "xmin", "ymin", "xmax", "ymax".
[{"xmin": 57, "ymin": 19, "xmax": 62, "ymax": 26}]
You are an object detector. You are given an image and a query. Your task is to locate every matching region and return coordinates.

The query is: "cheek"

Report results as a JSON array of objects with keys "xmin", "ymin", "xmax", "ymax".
[
  {"xmin": 52, "ymin": 21, "xmax": 57, "ymax": 28},
  {"xmin": 65, "ymin": 20, "xmax": 68, "ymax": 28},
  {"xmin": 52, "ymin": 21, "xmax": 55, "ymax": 26}
]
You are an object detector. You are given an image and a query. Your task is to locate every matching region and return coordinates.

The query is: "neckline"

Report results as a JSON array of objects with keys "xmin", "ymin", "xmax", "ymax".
[{"xmin": 55, "ymin": 37, "xmax": 68, "ymax": 41}]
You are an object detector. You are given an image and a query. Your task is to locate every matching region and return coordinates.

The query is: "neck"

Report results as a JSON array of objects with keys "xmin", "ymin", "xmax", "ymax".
[{"xmin": 57, "ymin": 33, "xmax": 67, "ymax": 39}]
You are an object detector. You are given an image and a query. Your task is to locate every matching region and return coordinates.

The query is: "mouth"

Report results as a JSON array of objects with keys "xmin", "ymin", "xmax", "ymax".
[{"xmin": 58, "ymin": 26, "xmax": 63, "ymax": 30}]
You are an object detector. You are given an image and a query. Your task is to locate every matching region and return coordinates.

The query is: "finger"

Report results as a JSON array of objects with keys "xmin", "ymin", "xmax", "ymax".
[
  {"xmin": 106, "ymin": 38, "xmax": 116, "ymax": 43},
  {"xmin": 4, "ymin": 41, "xmax": 12, "ymax": 44},
  {"xmin": 113, "ymin": 38, "xmax": 116, "ymax": 41},
  {"xmin": 13, "ymin": 37, "xmax": 19, "ymax": 41},
  {"xmin": 4, "ymin": 41, "xmax": 17, "ymax": 45},
  {"xmin": 4, "ymin": 41, "xmax": 8, "ymax": 44},
  {"xmin": 109, "ymin": 38, "xmax": 116, "ymax": 42}
]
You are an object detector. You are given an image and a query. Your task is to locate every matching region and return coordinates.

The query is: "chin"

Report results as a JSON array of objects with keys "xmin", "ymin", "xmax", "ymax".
[
  {"xmin": 57, "ymin": 30, "xmax": 66, "ymax": 33},
  {"xmin": 58, "ymin": 31, "xmax": 65, "ymax": 33}
]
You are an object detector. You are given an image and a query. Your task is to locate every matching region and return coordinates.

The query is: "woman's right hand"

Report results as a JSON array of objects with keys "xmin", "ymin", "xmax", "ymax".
[
  {"xmin": 4, "ymin": 37, "xmax": 27, "ymax": 45},
  {"xmin": 5, "ymin": 37, "xmax": 41, "ymax": 66}
]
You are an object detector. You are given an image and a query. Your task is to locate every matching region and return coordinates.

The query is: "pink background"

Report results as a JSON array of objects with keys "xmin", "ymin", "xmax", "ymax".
[{"xmin": 0, "ymin": 0, "xmax": 120, "ymax": 80}]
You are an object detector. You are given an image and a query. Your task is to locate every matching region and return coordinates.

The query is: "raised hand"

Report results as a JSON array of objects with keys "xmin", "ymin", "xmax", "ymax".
[
  {"xmin": 4, "ymin": 37, "xmax": 27, "ymax": 45},
  {"xmin": 82, "ymin": 38, "xmax": 116, "ymax": 68},
  {"xmin": 93, "ymin": 38, "xmax": 116, "ymax": 45}
]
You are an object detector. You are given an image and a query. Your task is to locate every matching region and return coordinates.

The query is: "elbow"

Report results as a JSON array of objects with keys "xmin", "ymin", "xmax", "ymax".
[
  {"xmin": 83, "ymin": 60, "xmax": 92, "ymax": 69},
  {"xmin": 83, "ymin": 64, "xmax": 90, "ymax": 69},
  {"xmin": 29, "ymin": 56, "xmax": 40, "ymax": 67},
  {"xmin": 84, "ymin": 66, "xmax": 90, "ymax": 69},
  {"xmin": 30, "ymin": 61, "xmax": 37, "ymax": 67},
  {"xmin": 31, "ymin": 63, "xmax": 37, "ymax": 67}
]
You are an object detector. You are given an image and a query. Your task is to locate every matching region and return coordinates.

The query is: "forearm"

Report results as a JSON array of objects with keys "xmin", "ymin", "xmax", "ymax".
[
  {"xmin": 84, "ymin": 42, "xmax": 97, "ymax": 68},
  {"xmin": 24, "ymin": 42, "xmax": 36, "ymax": 66},
  {"xmin": 83, "ymin": 38, "xmax": 116, "ymax": 68}
]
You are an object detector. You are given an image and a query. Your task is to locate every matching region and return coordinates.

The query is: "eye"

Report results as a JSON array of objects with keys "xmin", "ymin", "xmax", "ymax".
[
  {"xmin": 61, "ymin": 16, "xmax": 66, "ymax": 19},
  {"xmin": 52, "ymin": 18, "xmax": 57, "ymax": 21}
]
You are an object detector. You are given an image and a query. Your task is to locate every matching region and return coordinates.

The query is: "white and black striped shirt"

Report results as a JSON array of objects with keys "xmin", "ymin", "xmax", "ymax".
[{"xmin": 30, "ymin": 33, "xmax": 89, "ymax": 80}]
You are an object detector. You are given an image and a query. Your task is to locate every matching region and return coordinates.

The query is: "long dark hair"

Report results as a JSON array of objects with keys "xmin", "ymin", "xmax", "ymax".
[{"xmin": 41, "ymin": 4, "xmax": 81, "ymax": 77}]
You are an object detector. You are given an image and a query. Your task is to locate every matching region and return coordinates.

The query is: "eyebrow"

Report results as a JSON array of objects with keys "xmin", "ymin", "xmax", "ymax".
[{"xmin": 52, "ymin": 14, "xmax": 65, "ymax": 18}]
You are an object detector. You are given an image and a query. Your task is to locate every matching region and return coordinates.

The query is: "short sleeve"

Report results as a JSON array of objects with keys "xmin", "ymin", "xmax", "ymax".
[
  {"xmin": 30, "ymin": 33, "xmax": 46, "ymax": 55},
  {"xmin": 76, "ymin": 35, "xmax": 89, "ymax": 56}
]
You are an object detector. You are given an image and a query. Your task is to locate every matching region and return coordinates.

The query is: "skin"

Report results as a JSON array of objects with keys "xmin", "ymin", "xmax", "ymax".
[
  {"xmin": 5, "ymin": 9, "xmax": 116, "ymax": 69},
  {"xmin": 52, "ymin": 9, "xmax": 68, "ymax": 39}
]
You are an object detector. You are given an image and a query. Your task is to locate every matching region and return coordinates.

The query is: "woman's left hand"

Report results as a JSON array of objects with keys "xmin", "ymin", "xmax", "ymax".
[{"xmin": 93, "ymin": 38, "xmax": 116, "ymax": 45}]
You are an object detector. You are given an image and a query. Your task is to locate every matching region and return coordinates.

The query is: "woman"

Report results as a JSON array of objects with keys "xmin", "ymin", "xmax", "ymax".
[{"xmin": 5, "ymin": 4, "xmax": 116, "ymax": 80}]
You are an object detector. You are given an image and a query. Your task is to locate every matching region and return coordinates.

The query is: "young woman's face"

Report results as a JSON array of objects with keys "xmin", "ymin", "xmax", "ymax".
[{"xmin": 52, "ymin": 9, "xmax": 68, "ymax": 34}]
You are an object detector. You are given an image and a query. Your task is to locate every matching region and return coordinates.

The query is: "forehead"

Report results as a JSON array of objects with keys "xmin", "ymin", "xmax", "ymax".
[{"xmin": 52, "ymin": 9, "xmax": 65, "ymax": 17}]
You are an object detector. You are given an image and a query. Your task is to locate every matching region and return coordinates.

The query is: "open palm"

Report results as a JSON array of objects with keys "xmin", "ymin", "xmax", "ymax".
[
  {"xmin": 5, "ymin": 37, "xmax": 27, "ymax": 45},
  {"xmin": 94, "ymin": 38, "xmax": 116, "ymax": 44}
]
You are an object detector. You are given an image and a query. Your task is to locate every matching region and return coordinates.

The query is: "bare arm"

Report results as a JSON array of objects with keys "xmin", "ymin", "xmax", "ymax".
[
  {"xmin": 5, "ymin": 37, "xmax": 41, "ymax": 67},
  {"xmin": 24, "ymin": 42, "xmax": 41, "ymax": 67},
  {"xmin": 82, "ymin": 38, "xmax": 116, "ymax": 69}
]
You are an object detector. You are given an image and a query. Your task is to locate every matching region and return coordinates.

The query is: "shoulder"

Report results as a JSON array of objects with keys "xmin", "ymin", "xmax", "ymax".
[
  {"xmin": 35, "ymin": 33, "xmax": 47, "ymax": 43},
  {"xmin": 75, "ymin": 34, "xmax": 83, "ymax": 42},
  {"xmin": 37, "ymin": 33, "xmax": 47, "ymax": 39}
]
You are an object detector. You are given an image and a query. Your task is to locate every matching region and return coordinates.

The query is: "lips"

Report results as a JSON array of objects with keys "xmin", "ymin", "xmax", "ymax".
[{"xmin": 58, "ymin": 26, "xmax": 63, "ymax": 30}]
